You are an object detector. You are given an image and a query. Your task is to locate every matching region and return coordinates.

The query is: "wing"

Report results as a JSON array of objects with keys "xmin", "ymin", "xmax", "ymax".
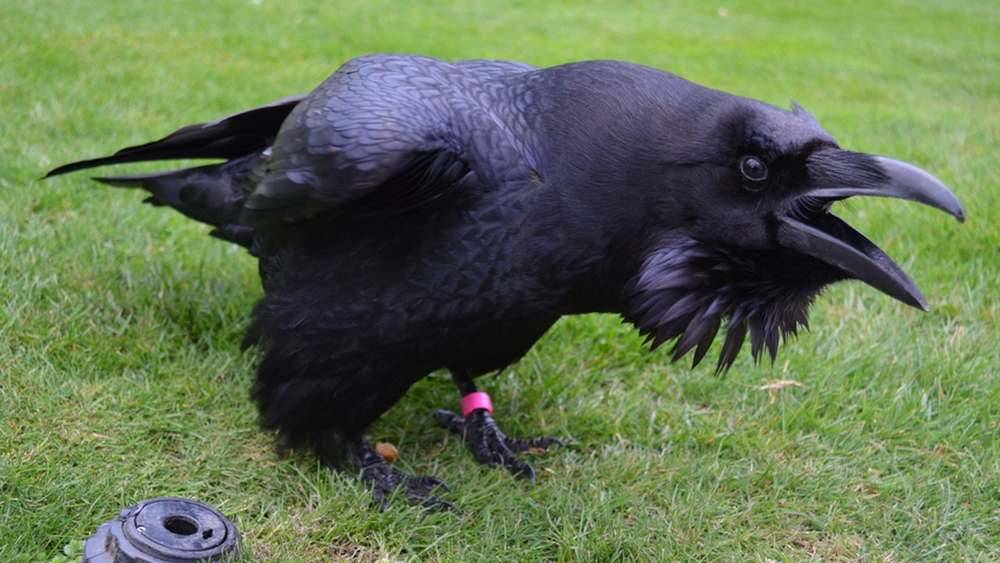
[{"xmin": 241, "ymin": 55, "xmax": 539, "ymax": 230}]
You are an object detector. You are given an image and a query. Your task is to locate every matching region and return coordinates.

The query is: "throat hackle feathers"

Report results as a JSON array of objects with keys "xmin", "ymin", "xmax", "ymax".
[{"xmin": 626, "ymin": 237, "xmax": 844, "ymax": 371}]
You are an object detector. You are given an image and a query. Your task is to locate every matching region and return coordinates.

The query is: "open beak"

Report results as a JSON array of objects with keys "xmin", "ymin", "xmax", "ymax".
[{"xmin": 777, "ymin": 149, "xmax": 964, "ymax": 311}]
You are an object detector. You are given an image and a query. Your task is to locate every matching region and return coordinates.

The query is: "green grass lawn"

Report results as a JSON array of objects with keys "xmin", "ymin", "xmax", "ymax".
[{"xmin": 2, "ymin": 0, "xmax": 998, "ymax": 560}]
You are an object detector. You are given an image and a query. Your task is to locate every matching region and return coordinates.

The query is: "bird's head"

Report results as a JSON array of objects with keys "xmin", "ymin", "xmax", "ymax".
[
  {"xmin": 626, "ymin": 93, "xmax": 964, "ymax": 370},
  {"xmin": 670, "ymin": 98, "xmax": 964, "ymax": 309}
]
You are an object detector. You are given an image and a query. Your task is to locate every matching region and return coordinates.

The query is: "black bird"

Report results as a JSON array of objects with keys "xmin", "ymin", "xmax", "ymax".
[{"xmin": 47, "ymin": 55, "xmax": 964, "ymax": 508}]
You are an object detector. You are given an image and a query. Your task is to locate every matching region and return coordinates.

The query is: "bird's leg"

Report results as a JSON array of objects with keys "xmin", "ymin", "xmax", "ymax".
[
  {"xmin": 433, "ymin": 371, "xmax": 561, "ymax": 482},
  {"xmin": 347, "ymin": 437, "xmax": 453, "ymax": 511}
]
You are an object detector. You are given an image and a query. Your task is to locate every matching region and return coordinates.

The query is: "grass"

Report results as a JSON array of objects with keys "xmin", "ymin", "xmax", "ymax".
[{"xmin": 2, "ymin": 0, "xmax": 998, "ymax": 560}]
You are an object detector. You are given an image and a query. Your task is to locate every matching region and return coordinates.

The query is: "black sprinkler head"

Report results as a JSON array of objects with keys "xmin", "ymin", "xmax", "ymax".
[{"xmin": 83, "ymin": 497, "xmax": 240, "ymax": 562}]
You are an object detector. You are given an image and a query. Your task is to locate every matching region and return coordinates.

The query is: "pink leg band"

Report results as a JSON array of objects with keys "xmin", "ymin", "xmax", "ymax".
[{"xmin": 461, "ymin": 391, "xmax": 494, "ymax": 417}]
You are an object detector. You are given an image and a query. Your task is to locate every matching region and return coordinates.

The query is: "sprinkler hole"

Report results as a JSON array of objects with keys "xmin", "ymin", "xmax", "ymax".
[{"xmin": 163, "ymin": 516, "xmax": 198, "ymax": 536}]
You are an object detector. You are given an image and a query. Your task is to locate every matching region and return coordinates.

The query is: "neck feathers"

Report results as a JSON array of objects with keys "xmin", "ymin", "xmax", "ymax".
[{"xmin": 625, "ymin": 238, "xmax": 843, "ymax": 371}]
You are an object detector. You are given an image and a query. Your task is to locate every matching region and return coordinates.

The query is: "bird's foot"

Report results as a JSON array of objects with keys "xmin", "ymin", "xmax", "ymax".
[
  {"xmin": 349, "ymin": 439, "xmax": 453, "ymax": 511},
  {"xmin": 433, "ymin": 409, "xmax": 561, "ymax": 482}
]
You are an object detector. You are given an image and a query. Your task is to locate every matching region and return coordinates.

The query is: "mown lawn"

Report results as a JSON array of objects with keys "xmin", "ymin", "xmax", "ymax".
[{"xmin": 2, "ymin": 0, "xmax": 997, "ymax": 560}]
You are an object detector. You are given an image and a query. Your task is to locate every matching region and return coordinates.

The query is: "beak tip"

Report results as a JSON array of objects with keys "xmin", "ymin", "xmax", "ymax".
[
  {"xmin": 946, "ymin": 199, "xmax": 966, "ymax": 223},
  {"xmin": 872, "ymin": 155, "xmax": 966, "ymax": 224},
  {"xmin": 908, "ymin": 292, "xmax": 930, "ymax": 312}
]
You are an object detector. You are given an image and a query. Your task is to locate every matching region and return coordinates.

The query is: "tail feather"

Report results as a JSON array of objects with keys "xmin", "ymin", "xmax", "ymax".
[
  {"xmin": 45, "ymin": 94, "xmax": 305, "ymax": 249},
  {"xmin": 93, "ymin": 155, "xmax": 261, "ymax": 247},
  {"xmin": 45, "ymin": 94, "xmax": 304, "ymax": 178}
]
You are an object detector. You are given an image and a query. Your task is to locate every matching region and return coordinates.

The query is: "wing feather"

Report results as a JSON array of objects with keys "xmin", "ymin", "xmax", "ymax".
[{"xmin": 241, "ymin": 55, "xmax": 537, "ymax": 230}]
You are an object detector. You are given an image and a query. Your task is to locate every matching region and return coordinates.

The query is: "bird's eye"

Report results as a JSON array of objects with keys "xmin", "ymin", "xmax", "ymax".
[{"xmin": 739, "ymin": 155, "xmax": 768, "ymax": 184}]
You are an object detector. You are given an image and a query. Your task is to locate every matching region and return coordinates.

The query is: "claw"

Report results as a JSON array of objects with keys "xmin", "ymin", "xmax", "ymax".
[
  {"xmin": 506, "ymin": 456, "xmax": 537, "ymax": 483},
  {"xmin": 505, "ymin": 435, "xmax": 564, "ymax": 454},
  {"xmin": 407, "ymin": 474, "xmax": 451, "ymax": 492},
  {"xmin": 433, "ymin": 409, "xmax": 465, "ymax": 433}
]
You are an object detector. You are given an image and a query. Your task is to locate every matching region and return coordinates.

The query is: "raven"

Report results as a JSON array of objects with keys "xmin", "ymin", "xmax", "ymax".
[{"xmin": 48, "ymin": 55, "xmax": 964, "ymax": 508}]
